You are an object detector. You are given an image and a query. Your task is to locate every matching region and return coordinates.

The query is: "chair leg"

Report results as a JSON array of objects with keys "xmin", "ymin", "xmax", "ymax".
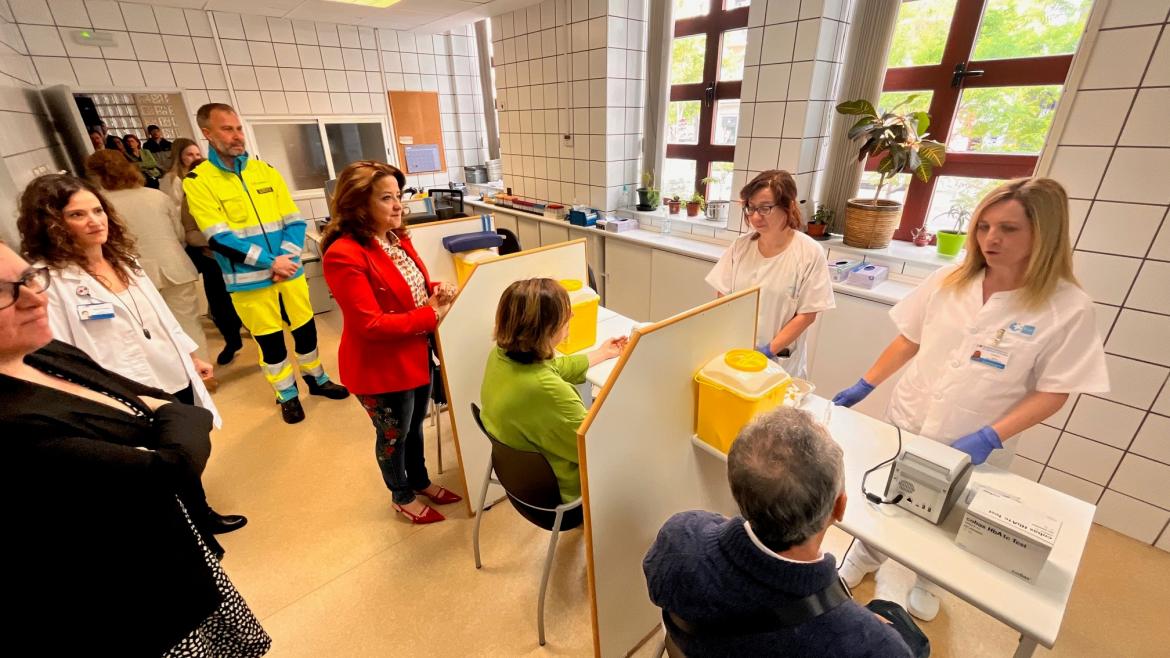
[
  {"xmin": 472, "ymin": 460, "xmax": 494, "ymax": 569},
  {"xmin": 537, "ymin": 509, "xmax": 565, "ymax": 647},
  {"xmin": 435, "ymin": 404, "xmax": 444, "ymax": 474}
]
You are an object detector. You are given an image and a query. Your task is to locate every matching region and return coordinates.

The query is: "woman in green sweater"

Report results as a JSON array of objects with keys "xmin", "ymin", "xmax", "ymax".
[{"xmin": 480, "ymin": 278, "xmax": 626, "ymax": 502}]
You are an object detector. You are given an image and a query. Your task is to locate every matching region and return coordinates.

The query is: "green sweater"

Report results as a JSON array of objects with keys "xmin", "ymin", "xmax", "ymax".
[{"xmin": 480, "ymin": 347, "xmax": 590, "ymax": 503}]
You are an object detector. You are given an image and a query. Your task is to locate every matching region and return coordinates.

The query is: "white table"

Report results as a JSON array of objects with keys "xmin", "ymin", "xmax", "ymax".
[
  {"xmin": 693, "ymin": 395, "xmax": 1095, "ymax": 658},
  {"xmin": 584, "ymin": 312, "xmax": 640, "ymax": 387}
]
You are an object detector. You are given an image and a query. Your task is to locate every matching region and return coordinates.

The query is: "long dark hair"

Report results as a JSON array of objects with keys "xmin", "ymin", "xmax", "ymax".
[
  {"xmin": 320, "ymin": 160, "xmax": 408, "ymax": 254},
  {"xmin": 17, "ymin": 173, "xmax": 140, "ymax": 285}
]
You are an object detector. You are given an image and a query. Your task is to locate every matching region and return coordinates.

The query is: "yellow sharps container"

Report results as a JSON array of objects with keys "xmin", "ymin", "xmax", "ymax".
[
  {"xmin": 694, "ymin": 349, "xmax": 792, "ymax": 453},
  {"xmin": 453, "ymin": 249, "xmax": 498, "ymax": 286},
  {"xmin": 556, "ymin": 279, "xmax": 599, "ymax": 354}
]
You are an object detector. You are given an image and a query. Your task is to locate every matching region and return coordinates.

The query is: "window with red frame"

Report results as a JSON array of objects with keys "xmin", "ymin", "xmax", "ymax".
[
  {"xmin": 663, "ymin": 0, "xmax": 750, "ymax": 204},
  {"xmin": 864, "ymin": 0, "xmax": 1093, "ymax": 239}
]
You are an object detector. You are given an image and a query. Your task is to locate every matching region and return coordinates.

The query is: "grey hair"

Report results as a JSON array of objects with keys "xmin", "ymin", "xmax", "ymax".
[{"xmin": 727, "ymin": 406, "xmax": 845, "ymax": 552}]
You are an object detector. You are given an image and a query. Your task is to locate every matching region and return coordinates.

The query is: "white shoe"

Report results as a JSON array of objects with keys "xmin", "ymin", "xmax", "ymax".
[
  {"xmin": 907, "ymin": 585, "xmax": 940, "ymax": 621},
  {"xmin": 838, "ymin": 558, "xmax": 873, "ymax": 588}
]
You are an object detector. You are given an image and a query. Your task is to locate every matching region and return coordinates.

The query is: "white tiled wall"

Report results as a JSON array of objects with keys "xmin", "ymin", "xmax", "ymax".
[
  {"xmin": 1020, "ymin": 6, "xmax": 1170, "ymax": 550},
  {"xmin": 491, "ymin": 0, "xmax": 647, "ymax": 212}
]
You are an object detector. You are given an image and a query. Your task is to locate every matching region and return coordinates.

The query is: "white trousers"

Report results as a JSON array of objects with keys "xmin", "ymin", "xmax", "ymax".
[{"xmin": 844, "ymin": 540, "xmax": 941, "ymax": 596}]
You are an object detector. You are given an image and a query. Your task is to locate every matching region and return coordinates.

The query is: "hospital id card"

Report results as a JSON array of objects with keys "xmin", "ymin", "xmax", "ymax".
[
  {"xmin": 77, "ymin": 302, "xmax": 115, "ymax": 321},
  {"xmin": 971, "ymin": 344, "xmax": 1010, "ymax": 370}
]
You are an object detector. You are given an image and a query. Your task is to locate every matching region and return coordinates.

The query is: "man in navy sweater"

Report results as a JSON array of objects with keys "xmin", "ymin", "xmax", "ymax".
[{"xmin": 643, "ymin": 407, "xmax": 927, "ymax": 657}]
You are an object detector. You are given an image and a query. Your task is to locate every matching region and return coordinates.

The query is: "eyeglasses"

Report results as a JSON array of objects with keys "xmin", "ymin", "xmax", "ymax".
[
  {"xmin": 0, "ymin": 267, "xmax": 50, "ymax": 310},
  {"xmin": 742, "ymin": 204, "xmax": 778, "ymax": 218}
]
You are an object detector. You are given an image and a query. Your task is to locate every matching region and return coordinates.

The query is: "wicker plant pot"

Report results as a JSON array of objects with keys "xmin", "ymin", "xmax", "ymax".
[{"xmin": 843, "ymin": 198, "xmax": 903, "ymax": 249}]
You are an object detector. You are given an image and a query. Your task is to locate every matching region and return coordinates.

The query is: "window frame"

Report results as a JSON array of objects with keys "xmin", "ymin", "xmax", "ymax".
[
  {"xmin": 246, "ymin": 115, "xmax": 392, "ymax": 197},
  {"xmin": 667, "ymin": 0, "xmax": 749, "ymax": 198},
  {"xmin": 875, "ymin": 0, "xmax": 1079, "ymax": 239}
]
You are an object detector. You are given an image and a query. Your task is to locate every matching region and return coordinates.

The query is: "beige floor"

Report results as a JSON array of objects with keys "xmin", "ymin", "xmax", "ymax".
[{"xmin": 202, "ymin": 313, "xmax": 1168, "ymax": 657}]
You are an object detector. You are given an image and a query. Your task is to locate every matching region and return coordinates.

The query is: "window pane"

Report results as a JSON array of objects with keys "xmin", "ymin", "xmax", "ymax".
[
  {"xmin": 718, "ymin": 29, "xmax": 747, "ymax": 81},
  {"xmin": 887, "ymin": 0, "xmax": 957, "ymax": 68},
  {"xmin": 670, "ymin": 34, "xmax": 707, "ymax": 85},
  {"xmin": 667, "ymin": 101, "xmax": 701, "ymax": 144},
  {"xmin": 948, "ymin": 86, "xmax": 1061, "ymax": 154},
  {"xmin": 708, "ymin": 162, "xmax": 734, "ymax": 201},
  {"xmin": 674, "ymin": 0, "xmax": 709, "ymax": 20},
  {"xmin": 724, "ymin": 0, "xmax": 751, "ymax": 8},
  {"xmin": 878, "ymin": 90, "xmax": 933, "ymax": 115},
  {"xmin": 663, "ymin": 157, "xmax": 697, "ymax": 200},
  {"xmin": 925, "ymin": 176, "xmax": 1005, "ymax": 233},
  {"xmin": 972, "ymin": 0, "xmax": 1092, "ymax": 61},
  {"xmin": 712, "ymin": 99, "xmax": 739, "ymax": 145},
  {"xmin": 325, "ymin": 123, "xmax": 387, "ymax": 173},
  {"xmin": 858, "ymin": 172, "xmax": 911, "ymax": 206},
  {"xmin": 253, "ymin": 123, "xmax": 329, "ymax": 191}
]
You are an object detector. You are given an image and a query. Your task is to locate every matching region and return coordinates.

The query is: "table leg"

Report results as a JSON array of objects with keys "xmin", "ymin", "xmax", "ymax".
[{"xmin": 1012, "ymin": 634, "xmax": 1038, "ymax": 658}]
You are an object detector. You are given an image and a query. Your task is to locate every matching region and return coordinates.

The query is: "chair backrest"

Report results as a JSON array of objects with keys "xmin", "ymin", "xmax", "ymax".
[
  {"xmin": 471, "ymin": 403, "xmax": 567, "ymax": 527},
  {"xmin": 496, "ymin": 227, "xmax": 521, "ymax": 255}
]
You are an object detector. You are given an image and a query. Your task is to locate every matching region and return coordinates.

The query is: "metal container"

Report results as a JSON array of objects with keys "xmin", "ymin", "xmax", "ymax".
[
  {"xmin": 464, "ymin": 166, "xmax": 487, "ymax": 184},
  {"xmin": 705, "ymin": 200, "xmax": 730, "ymax": 222},
  {"xmin": 486, "ymin": 159, "xmax": 503, "ymax": 181}
]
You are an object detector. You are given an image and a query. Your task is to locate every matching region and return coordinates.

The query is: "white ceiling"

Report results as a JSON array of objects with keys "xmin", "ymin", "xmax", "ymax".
[{"xmin": 119, "ymin": 0, "xmax": 543, "ymax": 33}]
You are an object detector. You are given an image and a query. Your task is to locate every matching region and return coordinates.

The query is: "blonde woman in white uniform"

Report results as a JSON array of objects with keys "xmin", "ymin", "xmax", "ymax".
[
  {"xmin": 706, "ymin": 170, "xmax": 835, "ymax": 379},
  {"xmin": 831, "ymin": 177, "xmax": 1109, "ymax": 621}
]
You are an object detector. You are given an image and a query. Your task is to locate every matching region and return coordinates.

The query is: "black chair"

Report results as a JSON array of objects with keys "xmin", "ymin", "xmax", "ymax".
[
  {"xmin": 470, "ymin": 403, "xmax": 583, "ymax": 646},
  {"xmin": 495, "ymin": 227, "xmax": 522, "ymax": 255}
]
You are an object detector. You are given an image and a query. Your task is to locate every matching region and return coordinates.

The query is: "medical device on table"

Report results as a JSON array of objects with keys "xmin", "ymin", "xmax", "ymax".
[{"xmin": 862, "ymin": 426, "xmax": 973, "ymax": 525}]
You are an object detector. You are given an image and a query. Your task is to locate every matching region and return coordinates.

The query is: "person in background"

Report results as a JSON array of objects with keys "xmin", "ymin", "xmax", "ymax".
[
  {"xmin": 706, "ymin": 170, "xmax": 835, "ymax": 379},
  {"xmin": 185, "ymin": 103, "xmax": 349, "ymax": 424},
  {"xmin": 163, "ymin": 138, "xmax": 244, "ymax": 365},
  {"xmin": 144, "ymin": 124, "xmax": 174, "ymax": 172},
  {"xmin": 643, "ymin": 407, "xmax": 925, "ymax": 658},
  {"xmin": 88, "ymin": 128, "xmax": 105, "ymax": 152},
  {"xmin": 0, "ymin": 240, "xmax": 270, "ymax": 657},
  {"xmin": 94, "ymin": 121, "xmax": 118, "ymax": 150},
  {"xmin": 16, "ymin": 173, "xmax": 247, "ymax": 541},
  {"xmin": 107, "ymin": 134, "xmax": 126, "ymax": 154},
  {"xmin": 85, "ymin": 150, "xmax": 211, "ymax": 375},
  {"xmin": 322, "ymin": 160, "xmax": 460, "ymax": 524},
  {"xmin": 831, "ymin": 177, "xmax": 1109, "ymax": 621},
  {"xmin": 480, "ymin": 278, "xmax": 626, "ymax": 506},
  {"xmin": 122, "ymin": 133, "xmax": 163, "ymax": 187}
]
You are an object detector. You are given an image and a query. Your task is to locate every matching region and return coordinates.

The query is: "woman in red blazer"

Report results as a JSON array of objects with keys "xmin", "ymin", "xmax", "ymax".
[{"xmin": 322, "ymin": 161, "xmax": 461, "ymax": 524}]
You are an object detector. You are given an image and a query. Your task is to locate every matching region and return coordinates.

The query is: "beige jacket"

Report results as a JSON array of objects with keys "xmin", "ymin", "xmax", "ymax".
[
  {"xmin": 160, "ymin": 172, "xmax": 207, "ymax": 248},
  {"xmin": 102, "ymin": 187, "xmax": 198, "ymax": 287}
]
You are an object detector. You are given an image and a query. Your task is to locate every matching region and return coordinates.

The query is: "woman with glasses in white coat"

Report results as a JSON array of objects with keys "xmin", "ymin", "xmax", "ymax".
[
  {"xmin": 706, "ymin": 170, "xmax": 835, "ymax": 379},
  {"xmin": 831, "ymin": 177, "xmax": 1109, "ymax": 622}
]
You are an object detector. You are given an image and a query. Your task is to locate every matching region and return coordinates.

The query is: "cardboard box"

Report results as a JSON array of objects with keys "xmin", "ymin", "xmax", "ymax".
[
  {"xmin": 955, "ymin": 489, "xmax": 1062, "ymax": 583},
  {"xmin": 845, "ymin": 263, "xmax": 889, "ymax": 288}
]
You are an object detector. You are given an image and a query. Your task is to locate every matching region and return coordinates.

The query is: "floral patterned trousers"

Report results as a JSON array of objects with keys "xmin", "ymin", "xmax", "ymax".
[{"xmin": 358, "ymin": 382, "xmax": 432, "ymax": 505}]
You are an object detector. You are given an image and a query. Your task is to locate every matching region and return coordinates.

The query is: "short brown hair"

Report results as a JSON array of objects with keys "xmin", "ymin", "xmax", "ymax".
[
  {"xmin": 321, "ymin": 160, "xmax": 408, "ymax": 254},
  {"xmin": 85, "ymin": 149, "xmax": 144, "ymax": 190},
  {"xmin": 741, "ymin": 169, "xmax": 802, "ymax": 235},
  {"xmin": 196, "ymin": 102, "xmax": 236, "ymax": 129},
  {"xmin": 494, "ymin": 278, "xmax": 571, "ymax": 363},
  {"xmin": 17, "ymin": 173, "xmax": 140, "ymax": 286}
]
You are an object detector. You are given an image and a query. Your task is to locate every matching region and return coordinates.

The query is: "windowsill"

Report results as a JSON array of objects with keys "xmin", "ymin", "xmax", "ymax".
[
  {"xmin": 822, "ymin": 235, "xmax": 966, "ymax": 269},
  {"xmin": 615, "ymin": 205, "xmax": 729, "ymax": 230}
]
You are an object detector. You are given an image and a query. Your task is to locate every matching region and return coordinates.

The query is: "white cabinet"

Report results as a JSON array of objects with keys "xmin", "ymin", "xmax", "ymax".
[
  {"xmin": 648, "ymin": 250, "xmax": 715, "ymax": 320},
  {"xmin": 539, "ymin": 222, "xmax": 570, "ymax": 246},
  {"xmin": 603, "ymin": 239, "xmax": 652, "ymax": 322},
  {"xmin": 516, "ymin": 216, "xmax": 541, "ymax": 252},
  {"xmin": 807, "ymin": 291, "xmax": 903, "ymax": 421},
  {"xmin": 491, "ymin": 212, "xmax": 518, "ymax": 238}
]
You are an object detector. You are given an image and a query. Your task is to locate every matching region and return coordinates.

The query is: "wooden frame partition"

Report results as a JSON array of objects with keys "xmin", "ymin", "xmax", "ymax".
[
  {"xmin": 435, "ymin": 239, "xmax": 590, "ymax": 515},
  {"xmin": 577, "ymin": 288, "xmax": 761, "ymax": 657}
]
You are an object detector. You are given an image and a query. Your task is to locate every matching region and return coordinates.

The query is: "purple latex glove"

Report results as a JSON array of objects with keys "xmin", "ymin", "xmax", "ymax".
[
  {"xmin": 756, "ymin": 342, "xmax": 776, "ymax": 359},
  {"xmin": 831, "ymin": 378, "xmax": 874, "ymax": 407},
  {"xmin": 951, "ymin": 426, "xmax": 1002, "ymax": 465}
]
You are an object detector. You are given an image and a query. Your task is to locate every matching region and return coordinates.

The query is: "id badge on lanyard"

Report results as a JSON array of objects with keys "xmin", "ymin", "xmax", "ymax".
[{"xmin": 74, "ymin": 285, "xmax": 115, "ymax": 321}]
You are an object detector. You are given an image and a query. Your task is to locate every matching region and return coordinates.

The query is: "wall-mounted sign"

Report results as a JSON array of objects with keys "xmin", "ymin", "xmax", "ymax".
[{"xmin": 404, "ymin": 144, "xmax": 442, "ymax": 174}]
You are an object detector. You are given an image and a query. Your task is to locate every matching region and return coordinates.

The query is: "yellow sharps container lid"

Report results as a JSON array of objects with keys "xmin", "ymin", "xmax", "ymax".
[
  {"xmin": 724, "ymin": 349, "xmax": 767, "ymax": 372},
  {"xmin": 559, "ymin": 279, "xmax": 583, "ymax": 291}
]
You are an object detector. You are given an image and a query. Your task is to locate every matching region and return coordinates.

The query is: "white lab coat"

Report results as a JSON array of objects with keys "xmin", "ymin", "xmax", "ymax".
[
  {"xmin": 42, "ymin": 263, "xmax": 222, "ymax": 428},
  {"xmin": 886, "ymin": 265, "xmax": 1108, "ymax": 468},
  {"xmin": 706, "ymin": 231, "xmax": 836, "ymax": 379}
]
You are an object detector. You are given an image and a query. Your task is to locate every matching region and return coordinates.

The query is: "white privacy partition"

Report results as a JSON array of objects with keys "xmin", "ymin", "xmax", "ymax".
[
  {"xmin": 577, "ymin": 289, "xmax": 761, "ymax": 657},
  {"xmin": 407, "ymin": 215, "xmax": 494, "ymax": 285},
  {"xmin": 436, "ymin": 239, "xmax": 589, "ymax": 514}
]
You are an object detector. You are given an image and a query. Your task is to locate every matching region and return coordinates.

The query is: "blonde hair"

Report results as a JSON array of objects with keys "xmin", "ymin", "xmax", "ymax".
[
  {"xmin": 493, "ymin": 278, "xmax": 572, "ymax": 363},
  {"xmin": 944, "ymin": 177, "xmax": 1078, "ymax": 307}
]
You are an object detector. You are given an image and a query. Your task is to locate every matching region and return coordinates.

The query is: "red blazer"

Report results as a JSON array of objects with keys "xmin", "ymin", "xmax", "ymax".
[{"xmin": 322, "ymin": 234, "xmax": 439, "ymax": 395}]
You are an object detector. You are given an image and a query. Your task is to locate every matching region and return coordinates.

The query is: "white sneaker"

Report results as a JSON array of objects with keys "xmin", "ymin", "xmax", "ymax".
[
  {"xmin": 907, "ymin": 585, "xmax": 940, "ymax": 622},
  {"xmin": 838, "ymin": 558, "xmax": 873, "ymax": 588}
]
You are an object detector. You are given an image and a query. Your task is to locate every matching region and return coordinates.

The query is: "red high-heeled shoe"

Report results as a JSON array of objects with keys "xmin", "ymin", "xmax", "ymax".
[
  {"xmin": 414, "ymin": 485, "xmax": 463, "ymax": 505},
  {"xmin": 394, "ymin": 503, "xmax": 445, "ymax": 524}
]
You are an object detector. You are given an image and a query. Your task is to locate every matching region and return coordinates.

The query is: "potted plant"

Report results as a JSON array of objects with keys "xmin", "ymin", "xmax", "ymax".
[
  {"xmin": 686, "ymin": 191, "xmax": 705, "ymax": 217},
  {"xmin": 636, "ymin": 171, "xmax": 660, "ymax": 211},
  {"xmin": 836, "ymin": 95, "xmax": 946, "ymax": 249},
  {"xmin": 666, "ymin": 195, "xmax": 681, "ymax": 214},
  {"xmin": 807, "ymin": 204, "xmax": 832, "ymax": 239},
  {"xmin": 934, "ymin": 205, "xmax": 971, "ymax": 257}
]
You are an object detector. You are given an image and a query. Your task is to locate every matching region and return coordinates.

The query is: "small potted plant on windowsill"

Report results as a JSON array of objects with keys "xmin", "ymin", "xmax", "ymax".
[
  {"xmin": 666, "ymin": 195, "xmax": 681, "ymax": 214},
  {"xmin": 636, "ymin": 171, "xmax": 660, "ymax": 211},
  {"xmin": 807, "ymin": 204, "xmax": 832, "ymax": 239},
  {"xmin": 686, "ymin": 191, "xmax": 705, "ymax": 217},
  {"xmin": 935, "ymin": 205, "xmax": 971, "ymax": 257}
]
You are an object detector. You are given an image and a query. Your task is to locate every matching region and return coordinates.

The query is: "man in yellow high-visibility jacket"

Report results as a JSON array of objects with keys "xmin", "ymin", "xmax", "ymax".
[{"xmin": 184, "ymin": 103, "xmax": 348, "ymax": 423}]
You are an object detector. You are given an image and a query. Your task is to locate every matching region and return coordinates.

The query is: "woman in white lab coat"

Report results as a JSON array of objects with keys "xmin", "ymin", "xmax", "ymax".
[
  {"xmin": 706, "ymin": 170, "xmax": 835, "ymax": 379},
  {"xmin": 831, "ymin": 177, "xmax": 1108, "ymax": 621}
]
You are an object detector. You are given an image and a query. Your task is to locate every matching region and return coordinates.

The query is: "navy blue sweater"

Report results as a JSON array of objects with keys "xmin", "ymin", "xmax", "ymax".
[{"xmin": 644, "ymin": 511, "xmax": 912, "ymax": 657}]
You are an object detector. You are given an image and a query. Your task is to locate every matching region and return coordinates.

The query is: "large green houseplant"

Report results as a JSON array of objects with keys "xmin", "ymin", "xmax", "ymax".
[{"xmin": 836, "ymin": 95, "xmax": 946, "ymax": 249}]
